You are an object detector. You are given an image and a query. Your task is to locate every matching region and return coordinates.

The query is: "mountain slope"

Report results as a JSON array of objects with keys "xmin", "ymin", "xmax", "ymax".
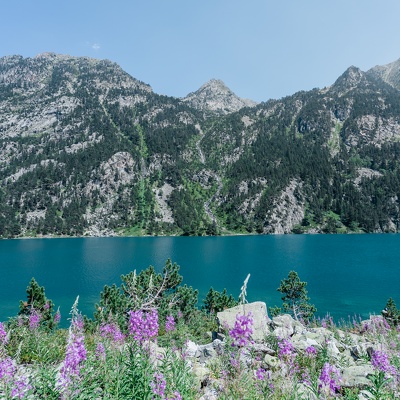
[
  {"xmin": 1, "ymin": 54, "xmax": 400, "ymax": 238},
  {"xmin": 368, "ymin": 58, "xmax": 400, "ymax": 90}
]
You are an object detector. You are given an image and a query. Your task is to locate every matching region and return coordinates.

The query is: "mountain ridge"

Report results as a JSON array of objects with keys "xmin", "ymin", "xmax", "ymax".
[{"xmin": 1, "ymin": 53, "xmax": 400, "ymax": 238}]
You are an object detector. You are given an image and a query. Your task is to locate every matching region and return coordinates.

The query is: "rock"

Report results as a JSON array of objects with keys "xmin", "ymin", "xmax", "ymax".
[
  {"xmin": 341, "ymin": 365, "xmax": 374, "ymax": 388},
  {"xmin": 185, "ymin": 340, "xmax": 201, "ymax": 358},
  {"xmin": 212, "ymin": 338, "xmax": 225, "ymax": 355},
  {"xmin": 217, "ymin": 302, "xmax": 270, "ymax": 342},
  {"xmin": 192, "ymin": 364, "xmax": 210, "ymax": 387},
  {"xmin": 291, "ymin": 334, "xmax": 320, "ymax": 351},
  {"xmin": 198, "ymin": 343, "xmax": 217, "ymax": 364},
  {"xmin": 198, "ymin": 386, "xmax": 219, "ymax": 400},
  {"xmin": 270, "ymin": 314, "xmax": 305, "ymax": 338},
  {"xmin": 326, "ymin": 340, "xmax": 340, "ymax": 358},
  {"xmin": 264, "ymin": 354, "xmax": 280, "ymax": 369},
  {"xmin": 250, "ymin": 342, "xmax": 275, "ymax": 355},
  {"xmin": 297, "ymin": 383, "xmax": 318, "ymax": 400}
]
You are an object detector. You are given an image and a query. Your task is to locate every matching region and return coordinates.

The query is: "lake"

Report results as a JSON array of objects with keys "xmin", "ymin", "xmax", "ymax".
[{"xmin": 0, "ymin": 234, "xmax": 399, "ymax": 326}]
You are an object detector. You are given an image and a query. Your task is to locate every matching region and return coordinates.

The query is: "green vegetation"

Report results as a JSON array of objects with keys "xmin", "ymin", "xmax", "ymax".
[
  {"xmin": 270, "ymin": 270, "xmax": 316, "ymax": 322},
  {"xmin": 1, "ymin": 262, "xmax": 400, "ymax": 398}
]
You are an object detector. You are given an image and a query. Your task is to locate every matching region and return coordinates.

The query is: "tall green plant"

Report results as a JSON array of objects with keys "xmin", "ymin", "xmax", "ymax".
[{"xmin": 276, "ymin": 271, "xmax": 316, "ymax": 322}]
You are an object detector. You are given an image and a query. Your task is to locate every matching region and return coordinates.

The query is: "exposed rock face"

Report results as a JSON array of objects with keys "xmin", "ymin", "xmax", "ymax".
[
  {"xmin": 332, "ymin": 66, "xmax": 366, "ymax": 95},
  {"xmin": 217, "ymin": 301, "xmax": 270, "ymax": 342},
  {"xmin": 183, "ymin": 79, "xmax": 258, "ymax": 115},
  {"xmin": 263, "ymin": 180, "xmax": 305, "ymax": 234},
  {"xmin": 368, "ymin": 58, "xmax": 400, "ymax": 90}
]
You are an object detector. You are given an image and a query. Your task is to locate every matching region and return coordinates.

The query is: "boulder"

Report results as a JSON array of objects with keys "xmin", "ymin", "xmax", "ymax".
[
  {"xmin": 185, "ymin": 340, "xmax": 201, "ymax": 358},
  {"xmin": 217, "ymin": 302, "xmax": 270, "ymax": 342},
  {"xmin": 198, "ymin": 343, "xmax": 217, "ymax": 364},
  {"xmin": 263, "ymin": 354, "xmax": 280, "ymax": 369},
  {"xmin": 341, "ymin": 365, "xmax": 374, "ymax": 388},
  {"xmin": 270, "ymin": 314, "xmax": 305, "ymax": 338}
]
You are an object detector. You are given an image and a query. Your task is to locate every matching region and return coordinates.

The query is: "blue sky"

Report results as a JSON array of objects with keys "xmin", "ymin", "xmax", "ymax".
[{"xmin": 2, "ymin": 1, "xmax": 400, "ymax": 102}]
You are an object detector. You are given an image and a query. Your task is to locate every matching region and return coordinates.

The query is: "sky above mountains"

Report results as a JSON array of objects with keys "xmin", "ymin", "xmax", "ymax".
[{"xmin": 2, "ymin": 1, "xmax": 400, "ymax": 102}]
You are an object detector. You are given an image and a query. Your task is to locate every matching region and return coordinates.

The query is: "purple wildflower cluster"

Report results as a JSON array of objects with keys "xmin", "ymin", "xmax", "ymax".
[
  {"xmin": 0, "ymin": 357, "xmax": 15, "ymax": 383},
  {"xmin": 165, "ymin": 315, "xmax": 175, "ymax": 332},
  {"xmin": 100, "ymin": 322, "xmax": 125, "ymax": 344},
  {"xmin": 277, "ymin": 338, "xmax": 298, "ymax": 377},
  {"xmin": 363, "ymin": 316, "xmax": 391, "ymax": 335},
  {"xmin": 229, "ymin": 312, "xmax": 253, "ymax": 347},
  {"xmin": 305, "ymin": 345, "xmax": 317, "ymax": 357},
  {"xmin": 371, "ymin": 350, "xmax": 396, "ymax": 376},
  {"xmin": 11, "ymin": 375, "xmax": 31, "ymax": 399},
  {"xmin": 150, "ymin": 371, "xmax": 167, "ymax": 398},
  {"xmin": 29, "ymin": 309, "xmax": 41, "ymax": 330},
  {"xmin": 128, "ymin": 309, "xmax": 159, "ymax": 343},
  {"xmin": 0, "ymin": 357, "xmax": 32, "ymax": 398},
  {"xmin": 319, "ymin": 362, "xmax": 341, "ymax": 396},
  {"xmin": 278, "ymin": 338, "xmax": 295, "ymax": 359},
  {"xmin": 58, "ymin": 316, "xmax": 87, "ymax": 392},
  {"xmin": 255, "ymin": 367, "xmax": 267, "ymax": 380},
  {"xmin": 150, "ymin": 371, "xmax": 183, "ymax": 400},
  {"xmin": 95, "ymin": 342, "xmax": 106, "ymax": 361}
]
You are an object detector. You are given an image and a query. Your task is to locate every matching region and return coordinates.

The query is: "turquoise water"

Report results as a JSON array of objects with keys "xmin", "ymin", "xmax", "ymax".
[{"xmin": 0, "ymin": 235, "xmax": 399, "ymax": 325}]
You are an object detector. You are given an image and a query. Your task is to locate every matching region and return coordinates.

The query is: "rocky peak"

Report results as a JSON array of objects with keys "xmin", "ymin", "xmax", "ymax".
[
  {"xmin": 367, "ymin": 58, "xmax": 400, "ymax": 90},
  {"xmin": 331, "ymin": 66, "xmax": 365, "ymax": 94},
  {"xmin": 182, "ymin": 79, "xmax": 258, "ymax": 115}
]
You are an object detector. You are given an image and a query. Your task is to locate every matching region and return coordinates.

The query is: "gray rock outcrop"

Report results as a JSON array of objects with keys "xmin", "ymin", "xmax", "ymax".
[{"xmin": 217, "ymin": 301, "xmax": 270, "ymax": 342}]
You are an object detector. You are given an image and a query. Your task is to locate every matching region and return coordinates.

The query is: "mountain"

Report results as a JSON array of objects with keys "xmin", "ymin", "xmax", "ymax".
[
  {"xmin": 182, "ymin": 79, "xmax": 258, "ymax": 115},
  {"xmin": 1, "ymin": 53, "xmax": 400, "ymax": 238},
  {"xmin": 368, "ymin": 58, "xmax": 400, "ymax": 90}
]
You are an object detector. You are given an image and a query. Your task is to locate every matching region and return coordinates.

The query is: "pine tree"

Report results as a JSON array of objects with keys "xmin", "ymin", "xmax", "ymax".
[
  {"xmin": 19, "ymin": 278, "xmax": 55, "ymax": 328},
  {"xmin": 277, "ymin": 271, "xmax": 316, "ymax": 322},
  {"xmin": 382, "ymin": 297, "xmax": 400, "ymax": 326}
]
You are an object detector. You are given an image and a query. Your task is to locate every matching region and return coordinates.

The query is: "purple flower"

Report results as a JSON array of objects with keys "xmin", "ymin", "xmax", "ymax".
[
  {"xmin": 278, "ymin": 338, "xmax": 295, "ymax": 359},
  {"xmin": 150, "ymin": 372, "xmax": 166, "ymax": 398},
  {"xmin": 301, "ymin": 371, "xmax": 312, "ymax": 386},
  {"xmin": 29, "ymin": 310, "xmax": 41, "ymax": 330},
  {"xmin": 0, "ymin": 322, "xmax": 7, "ymax": 345},
  {"xmin": 319, "ymin": 362, "xmax": 341, "ymax": 395},
  {"xmin": 229, "ymin": 312, "xmax": 253, "ymax": 347},
  {"xmin": 255, "ymin": 367, "xmax": 266, "ymax": 380},
  {"xmin": 54, "ymin": 310, "xmax": 61, "ymax": 324},
  {"xmin": 100, "ymin": 323, "xmax": 125, "ymax": 344},
  {"xmin": 371, "ymin": 350, "xmax": 396, "ymax": 376},
  {"xmin": 305, "ymin": 345, "xmax": 317, "ymax": 357},
  {"xmin": 58, "ymin": 317, "xmax": 87, "ymax": 391},
  {"xmin": 0, "ymin": 357, "xmax": 16, "ymax": 382},
  {"xmin": 230, "ymin": 353, "xmax": 240, "ymax": 369},
  {"xmin": 72, "ymin": 315, "xmax": 84, "ymax": 331},
  {"xmin": 165, "ymin": 315, "xmax": 175, "ymax": 332},
  {"xmin": 128, "ymin": 309, "xmax": 159, "ymax": 344},
  {"xmin": 11, "ymin": 376, "xmax": 32, "ymax": 399},
  {"xmin": 96, "ymin": 342, "xmax": 106, "ymax": 361},
  {"xmin": 168, "ymin": 391, "xmax": 182, "ymax": 400},
  {"xmin": 363, "ymin": 316, "xmax": 391, "ymax": 335},
  {"xmin": 0, "ymin": 357, "xmax": 32, "ymax": 398}
]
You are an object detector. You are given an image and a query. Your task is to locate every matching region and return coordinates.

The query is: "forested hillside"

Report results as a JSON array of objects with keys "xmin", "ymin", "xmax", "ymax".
[{"xmin": 1, "ymin": 53, "xmax": 400, "ymax": 237}]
